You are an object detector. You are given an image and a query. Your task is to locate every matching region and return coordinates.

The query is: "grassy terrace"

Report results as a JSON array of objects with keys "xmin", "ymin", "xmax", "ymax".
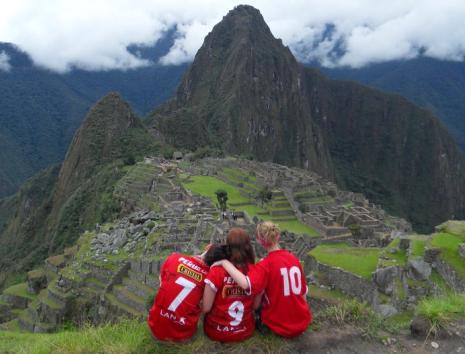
[
  {"xmin": 310, "ymin": 243, "xmax": 381, "ymax": 279},
  {"xmin": 182, "ymin": 175, "xmax": 318, "ymax": 236},
  {"xmin": 3, "ymin": 282, "xmax": 35, "ymax": 300},
  {"xmin": 378, "ymin": 239, "xmax": 407, "ymax": 267},
  {"xmin": 430, "ymin": 232, "xmax": 465, "ymax": 281}
]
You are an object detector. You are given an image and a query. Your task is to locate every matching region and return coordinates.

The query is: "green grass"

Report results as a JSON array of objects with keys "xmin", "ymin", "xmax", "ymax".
[
  {"xmin": 310, "ymin": 243, "xmax": 381, "ymax": 279},
  {"xmin": 430, "ymin": 270, "xmax": 451, "ymax": 293},
  {"xmin": 411, "ymin": 239, "xmax": 426, "ymax": 257},
  {"xmin": 183, "ymin": 176, "xmax": 249, "ymax": 206},
  {"xmin": 3, "ymin": 283, "xmax": 35, "ymax": 300},
  {"xmin": 183, "ymin": 175, "xmax": 319, "ymax": 236},
  {"xmin": 379, "ymin": 239, "xmax": 407, "ymax": 267},
  {"xmin": 430, "ymin": 232, "xmax": 465, "ymax": 280},
  {"xmin": 0, "ymin": 319, "xmax": 289, "ymax": 354},
  {"xmin": 417, "ymin": 293, "xmax": 465, "ymax": 327}
]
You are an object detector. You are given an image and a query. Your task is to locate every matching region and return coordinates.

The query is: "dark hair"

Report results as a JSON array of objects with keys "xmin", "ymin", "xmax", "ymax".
[
  {"xmin": 204, "ymin": 244, "xmax": 230, "ymax": 266},
  {"xmin": 227, "ymin": 228, "xmax": 255, "ymax": 267}
]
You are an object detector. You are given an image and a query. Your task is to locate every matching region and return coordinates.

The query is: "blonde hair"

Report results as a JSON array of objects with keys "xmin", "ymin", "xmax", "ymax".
[{"xmin": 256, "ymin": 221, "xmax": 280, "ymax": 245}]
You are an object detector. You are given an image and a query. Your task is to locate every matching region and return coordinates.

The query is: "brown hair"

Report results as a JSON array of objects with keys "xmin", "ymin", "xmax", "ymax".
[
  {"xmin": 226, "ymin": 228, "xmax": 255, "ymax": 266},
  {"xmin": 256, "ymin": 221, "xmax": 280, "ymax": 246}
]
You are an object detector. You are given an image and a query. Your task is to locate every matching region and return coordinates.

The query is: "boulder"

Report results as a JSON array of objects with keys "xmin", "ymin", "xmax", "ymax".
[
  {"xmin": 410, "ymin": 316, "xmax": 431, "ymax": 338},
  {"xmin": 376, "ymin": 304, "xmax": 398, "ymax": 318},
  {"xmin": 112, "ymin": 229, "xmax": 128, "ymax": 248},
  {"xmin": 372, "ymin": 266, "xmax": 398, "ymax": 295},
  {"xmin": 408, "ymin": 259, "xmax": 432, "ymax": 280}
]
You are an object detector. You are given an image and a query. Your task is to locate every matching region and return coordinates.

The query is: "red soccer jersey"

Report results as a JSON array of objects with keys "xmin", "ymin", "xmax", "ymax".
[
  {"xmin": 204, "ymin": 265, "xmax": 255, "ymax": 342},
  {"xmin": 147, "ymin": 253, "xmax": 209, "ymax": 341},
  {"xmin": 246, "ymin": 249, "xmax": 311, "ymax": 337}
]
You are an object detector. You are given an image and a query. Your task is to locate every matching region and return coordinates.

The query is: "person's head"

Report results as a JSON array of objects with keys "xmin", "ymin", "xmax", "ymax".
[
  {"xmin": 256, "ymin": 221, "xmax": 280, "ymax": 250},
  {"xmin": 203, "ymin": 244, "xmax": 230, "ymax": 266},
  {"xmin": 226, "ymin": 228, "xmax": 255, "ymax": 266}
]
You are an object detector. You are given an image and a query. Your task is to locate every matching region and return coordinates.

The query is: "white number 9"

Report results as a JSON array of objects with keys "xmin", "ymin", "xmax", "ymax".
[{"xmin": 228, "ymin": 300, "xmax": 244, "ymax": 326}]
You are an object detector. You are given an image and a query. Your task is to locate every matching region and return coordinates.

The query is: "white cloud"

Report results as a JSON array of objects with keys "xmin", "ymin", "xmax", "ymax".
[
  {"xmin": 0, "ymin": 0, "xmax": 465, "ymax": 71},
  {"xmin": 0, "ymin": 51, "xmax": 11, "ymax": 71}
]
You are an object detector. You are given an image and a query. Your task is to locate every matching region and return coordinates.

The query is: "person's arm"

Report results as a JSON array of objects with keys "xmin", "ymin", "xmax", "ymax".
[
  {"xmin": 212, "ymin": 260, "xmax": 249, "ymax": 289},
  {"xmin": 202, "ymin": 284, "xmax": 216, "ymax": 313},
  {"xmin": 253, "ymin": 291, "xmax": 264, "ymax": 310}
]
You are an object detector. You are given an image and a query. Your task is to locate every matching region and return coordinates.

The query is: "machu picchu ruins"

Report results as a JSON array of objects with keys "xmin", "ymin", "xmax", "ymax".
[{"xmin": 1, "ymin": 156, "xmax": 464, "ymax": 338}]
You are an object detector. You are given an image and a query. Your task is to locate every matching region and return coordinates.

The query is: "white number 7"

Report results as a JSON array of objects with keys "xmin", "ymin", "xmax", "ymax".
[{"xmin": 168, "ymin": 277, "xmax": 196, "ymax": 312}]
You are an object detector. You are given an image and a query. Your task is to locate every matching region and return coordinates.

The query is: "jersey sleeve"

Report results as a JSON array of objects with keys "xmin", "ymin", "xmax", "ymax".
[
  {"xmin": 247, "ymin": 260, "xmax": 268, "ymax": 296},
  {"xmin": 298, "ymin": 261, "xmax": 308, "ymax": 296},
  {"xmin": 204, "ymin": 266, "xmax": 223, "ymax": 293},
  {"xmin": 159, "ymin": 255, "xmax": 173, "ymax": 284}
]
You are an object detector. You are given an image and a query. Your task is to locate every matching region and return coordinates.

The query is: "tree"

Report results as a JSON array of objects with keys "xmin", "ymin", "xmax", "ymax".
[
  {"xmin": 215, "ymin": 189, "xmax": 228, "ymax": 211},
  {"xmin": 257, "ymin": 185, "xmax": 272, "ymax": 207}
]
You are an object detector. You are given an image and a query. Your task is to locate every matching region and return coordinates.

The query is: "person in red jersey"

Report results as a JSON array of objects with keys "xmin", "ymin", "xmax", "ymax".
[
  {"xmin": 148, "ymin": 248, "xmax": 216, "ymax": 341},
  {"xmin": 213, "ymin": 221, "xmax": 312, "ymax": 338},
  {"xmin": 202, "ymin": 228, "xmax": 260, "ymax": 342}
]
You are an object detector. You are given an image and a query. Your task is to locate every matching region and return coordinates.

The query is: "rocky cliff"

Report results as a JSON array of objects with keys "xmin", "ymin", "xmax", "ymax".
[
  {"xmin": 148, "ymin": 5, "xmax": 465, "ymax": 231},
  {"xmin": 148, "ymin": 5, "xmax": 333, "ymax": 179}
]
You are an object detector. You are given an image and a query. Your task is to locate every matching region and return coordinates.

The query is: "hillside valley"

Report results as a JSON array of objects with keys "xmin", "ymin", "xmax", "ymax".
[{"xmin": 0, "ymin": 5, "xmax": 465, "ymax": 353}]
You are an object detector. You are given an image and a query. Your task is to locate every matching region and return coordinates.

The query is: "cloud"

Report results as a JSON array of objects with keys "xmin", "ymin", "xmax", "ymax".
[
  {"xmin": 0, "ymin": 51, "xmax": 11, "ymax": 71},
  {"xmin": 0, "ymin": 0, "xmax": 465, "ymax": 71}
]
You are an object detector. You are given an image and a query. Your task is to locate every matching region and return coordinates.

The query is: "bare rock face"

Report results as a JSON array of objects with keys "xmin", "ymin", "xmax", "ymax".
[
  {"xmin": 408, "ymin": 259, "xmax": 432, "ymax": 281},
  {"xmin": 372, "ymin": 266, "xmax": 398, "ymax": 295}
]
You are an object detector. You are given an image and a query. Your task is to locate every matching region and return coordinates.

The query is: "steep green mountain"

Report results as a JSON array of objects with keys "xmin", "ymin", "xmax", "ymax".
[
  {"xmin": 0, "ymin": 42, "xmax": 185, "ymax": 198},
  {"xmin": 148, "ymin": 5, "xmax": 465, "ymax": 232},
  {"xmin": 321, "ymin": 58, "xmax": 465, "ymax": 150},
  {"xmin": 148, "ymin": 5, "xmax": 334, "ymax": 179},
  {"xmin": 0, "ymin": 93, "xmax": 160, "ymax": 288}
]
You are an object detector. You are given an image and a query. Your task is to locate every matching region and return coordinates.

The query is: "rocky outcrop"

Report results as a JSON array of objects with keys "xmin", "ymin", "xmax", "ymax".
[
  {"xmin": 408, "ymin": 259, "xmax": 432, "ymax": 281},
  {"xmin": 372, "ymin": 266, "xmax": 398, "ymax": 295}
]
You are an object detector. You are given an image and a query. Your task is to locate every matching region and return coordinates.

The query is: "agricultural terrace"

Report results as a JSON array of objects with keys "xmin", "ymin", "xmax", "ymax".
[
  {"xmin": 309, "ymin": 243, "xmax": 381, "ymax": 279},
  {"xmin": 430, "ymin": 232, "xmax": 465, "ymax": 281},
  {"xmin": 181, "ymin": 171, "xmax": 318, "ymax": 236}
]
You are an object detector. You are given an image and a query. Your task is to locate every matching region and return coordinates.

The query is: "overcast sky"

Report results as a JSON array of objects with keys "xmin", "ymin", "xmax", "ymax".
[{"xmin": 1, "ymin": 0, "xmax": 465, "ymax": 72}]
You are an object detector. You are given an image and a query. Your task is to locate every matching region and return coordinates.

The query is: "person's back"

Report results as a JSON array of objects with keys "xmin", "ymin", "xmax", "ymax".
[
  {"xmin": 216, "ymin": 222, "xmax": 312, "ymax": 338},
  {"xmin": 204, "ymin": 264, "xmax": 256, "ymax": 342},
  {"xmin": 249, "ymin": 249, "xmax": 310, "ymax": 337},
  {"xmin": 148, "ymin": 252, "xmax": 209, "ymax": 341},
  {"xmin": 202, "ymin": 228, "xmax": 257, "ymax": 342}
]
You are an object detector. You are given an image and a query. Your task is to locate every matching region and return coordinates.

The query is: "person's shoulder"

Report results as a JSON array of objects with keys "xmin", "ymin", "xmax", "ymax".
[{"xmin": 208, "ymin": 264, "xmax": 225, "ymax": 276}]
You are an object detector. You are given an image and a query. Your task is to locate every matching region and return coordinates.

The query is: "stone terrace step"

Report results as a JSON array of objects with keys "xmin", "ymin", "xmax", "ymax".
[
  {"xmin": 17, "ymin": 311, "xmax": 35, "ymax": 332},
  {"xmin": 39, "ymin": 290, "xmax": 65, "ymax": 311},
  {"xmin": 47, "ymin": 285, "xmax": 68, "ymax": 306},
  {"xmin": 104, "ymin": 293, "xmax": 144, "ymax": 319},
  {"xmin": 85, "ymin": 277, "xmax": 106, "ymax": 292},
  {"xmin": 122, "ymin": 277, "xmax": 156, "ymax": 300},
  {"xmin": 112, "ymin": 285, "xmax": 147, "ymax": 313},
  {"xmin": 18, "ymin": 310, "xmax": 56, "ymax": 333}
]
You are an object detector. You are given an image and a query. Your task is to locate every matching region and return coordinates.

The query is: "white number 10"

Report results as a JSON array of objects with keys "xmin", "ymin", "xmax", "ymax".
[
  {"xmin": 168, "ymin": 277, "xmax": 196, "ymax": 312},
  {"xmin": 280, "ymin": 266, "xmax": 302, "ymax": 296}
]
